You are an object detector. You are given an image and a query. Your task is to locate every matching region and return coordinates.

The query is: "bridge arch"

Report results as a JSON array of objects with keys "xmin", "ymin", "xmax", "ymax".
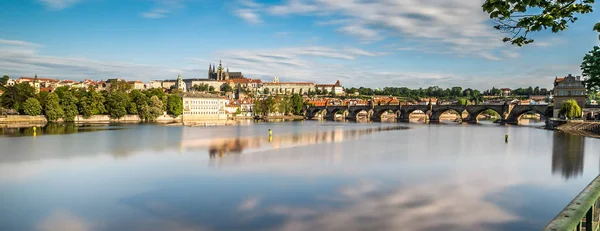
[
  {"xmin": 402, "ymin": 109, "xmax": 429, "ymax": 123},
  {"xmin": 373, "ymin": 108, "xmax": 400, "ymax": 122},
  {"xmin": 465, "ymin": 107, "xmax": 503, "ymax": 123},
  {"xmin": 430, "ymin": 108, "xmax": 466, "ymax": 123},
  {"xmin": 328, "ymin": 108, "xmax": 349, "ymax": 121}
]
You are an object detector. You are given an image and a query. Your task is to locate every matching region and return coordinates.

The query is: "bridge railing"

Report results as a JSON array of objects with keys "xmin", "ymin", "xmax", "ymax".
[{"xmin": 544, "ymin": 175, "xmax": 600, "ymax": 231}]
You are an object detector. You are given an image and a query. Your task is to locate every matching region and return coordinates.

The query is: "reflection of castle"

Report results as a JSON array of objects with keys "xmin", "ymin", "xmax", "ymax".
[
  {"xmin": 178, "ymin": 126, "xmax": 408, "ymax": 161},
  {"xmin": 552, "ymin": 132, "xmax": 585, "ymax": 179}
]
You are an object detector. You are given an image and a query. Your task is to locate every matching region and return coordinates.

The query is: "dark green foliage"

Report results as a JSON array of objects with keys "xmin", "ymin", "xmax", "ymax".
[
  {"xmin": 290, "ymin": 94, "xmax": 304, "ymax": 115},
  {"xmin": 222, "ymin": 84, "xmax": 233, "ymax": 93},
  {"xmin": 0, "ymin": 83, "xmax": 36, "ymax": 113},
  {"xmin": 61, "ymin": 91, "xmax": 79, "ymax": 122},
  {"xmin": 482, "ymin": 0, "xmax": 597, "ymax": 46},
  {"xmin": 0, "ymin": 75, "xmax": 8, "ymax": 85},
  {"xmin": 23, "ymin": 98, "xmax": 42, "ymax": 116},
  {"xmin": 44, "ymin": 92, "xmax": 63, "ymax": 122},
  {"xmin": 106, "ymin": 91, "xmax": 130, "ymax": 119},
  {"xmin": 79, "ymin": 90, "xmax": 106, "ymax": 118},
  {"xmin": 582, "ymin": 46, "xmax": 600, "ymax": 94},
  {"xmin": 166, "ymin": 94, "xmax": 182, "ymax": 116}
]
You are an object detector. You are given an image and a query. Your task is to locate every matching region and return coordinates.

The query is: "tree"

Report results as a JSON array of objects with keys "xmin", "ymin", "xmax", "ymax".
[
  {"xmin": 209, "ymin": 86, "xmax": 216, "ymax": 92},
  {"xmin": 457, "ymin": 98, "xmax": 471, "ymax": 106},
  {"xmin": 166, "ymin": 94, "xmax": 182, "ymax": 116},
  {"xmin": 0, "ymin": 83, "xmax": 36, "ymax": 113},
  {"xmin": 253, "ymin": 99, "xmax": 263, "ymax": 116},
  {"xmin": 61, "ymin": 91, "xmax": 79, "ymax": 122},
  {"xmin": 235, "ymin": 107, "xmax": 242, "ymax": 115},
  {"xmin": 44, "ymin": 92, "xmax": 63, "ymax": 122},
  {"xmin": 582, "ymin": 46, "xmax": 600, "ymax": 94},
  {"xmin": 263, "ymin": 95, "xmax": 276, "ymax": 115},
  {"xmin": 139, "ymin": 95, "xmax": 164, "ymax": 121},
  {"xmin": 263, "ymin": 88, "xmax": 270, "ymax": 95},
  {"xmin": 290, "ymin": 94, "xmax": 304, "ymax": 115},
  {"xmin": 108, "ymin": 80, "xmax": 131, "ymax": 93},
  {"xmin": 482, "ymin": 0, "xmax": 598, "ymax": 46},
  {"xmin": 0, "ymin": 75, "xmax": 8, "ymax": 86},
  {"xmin": 560, "ymin": 99, "xmax": 582, "ymax": 119},
  {"xmin": 23, "ymin": 98, "xmax": 42, "ymax": 116},
  {"xmin": 79, "ymin": 90, "xmax": 106, "ymax": 118},
  {"xmin": 106, "ymin": 91, "xmax": 130, "ymax": 119},
  {"xmin": 222, "ymin": 84, "xmax": 233, "ymax": 93}
]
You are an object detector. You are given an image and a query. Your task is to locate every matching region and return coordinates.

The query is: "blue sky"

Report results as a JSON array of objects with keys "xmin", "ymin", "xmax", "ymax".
[{"xmin": 0, "ymin": 0, "xmax": 599, "ymax": 89}]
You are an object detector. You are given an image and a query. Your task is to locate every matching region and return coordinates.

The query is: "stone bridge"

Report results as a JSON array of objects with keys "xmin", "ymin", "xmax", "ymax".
[{"xmin": 305, "ymin": 104, "xmax": 554, "ymax": 125}]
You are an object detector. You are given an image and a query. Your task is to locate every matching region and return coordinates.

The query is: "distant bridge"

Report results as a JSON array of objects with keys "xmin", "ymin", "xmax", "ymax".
[{"xmin": 305, "ymin": 104, "xmax": 554, "ymax": 125}]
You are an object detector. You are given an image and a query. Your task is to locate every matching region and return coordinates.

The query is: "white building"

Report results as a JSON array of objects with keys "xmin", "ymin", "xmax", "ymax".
[{"xmin": 182, "ymin": 95, "xmax": 228, "ymax": 123}]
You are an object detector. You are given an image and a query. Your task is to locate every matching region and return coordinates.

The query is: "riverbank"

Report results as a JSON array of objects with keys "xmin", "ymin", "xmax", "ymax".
[
  {"xmin": 0, "ymin": 114, "xmax": 182, "ymax": 127},
  {"xmin": 556, "ymin": 121, "xmax": 600, "ymax": 138}
]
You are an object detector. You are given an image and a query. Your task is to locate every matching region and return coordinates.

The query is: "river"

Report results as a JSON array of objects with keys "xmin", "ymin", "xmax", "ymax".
[{"xmin": 0, "ymin": 121, "xmax": 598, "ymax": 231}]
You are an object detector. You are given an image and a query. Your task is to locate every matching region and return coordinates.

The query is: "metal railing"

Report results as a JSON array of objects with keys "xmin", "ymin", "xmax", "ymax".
[{"xmin": 544, "ymin": 175, "xmax": 600, "ymax": 231}]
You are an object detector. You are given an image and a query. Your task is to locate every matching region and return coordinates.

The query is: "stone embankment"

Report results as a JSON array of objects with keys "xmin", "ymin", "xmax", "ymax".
[
  {"xmin": 556, "ymin": 121, "xmax": 600, "ymax": 138},
  {"xmin": 0, "ymin": 114, "xmax": 182, "ymax": 127}
]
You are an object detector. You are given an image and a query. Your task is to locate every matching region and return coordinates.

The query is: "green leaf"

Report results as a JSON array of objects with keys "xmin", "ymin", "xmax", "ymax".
[{"xmin": 594, "ymin": 22, "xmax": 600, "ymax": 32}]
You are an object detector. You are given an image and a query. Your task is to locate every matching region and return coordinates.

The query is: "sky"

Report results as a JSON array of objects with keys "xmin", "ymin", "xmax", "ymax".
[{"xmin": 0, "ymin": 0, "xmax": 599, "ymax": 90}]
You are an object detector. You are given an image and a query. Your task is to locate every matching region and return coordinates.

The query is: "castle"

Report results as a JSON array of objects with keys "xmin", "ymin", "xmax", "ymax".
[{"xmin": 208, "ymin": 60, "xmax": 244, "ymax": 81}]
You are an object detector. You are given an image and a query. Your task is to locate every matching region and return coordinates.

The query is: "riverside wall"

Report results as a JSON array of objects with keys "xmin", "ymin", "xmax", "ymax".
[
  {"xmin": 0, "ymin": 114, "xmax": 182, "ymax": 126},
  {"xmin": 556, "ymin": 121, "xmax": 600, "ymax": 138}
]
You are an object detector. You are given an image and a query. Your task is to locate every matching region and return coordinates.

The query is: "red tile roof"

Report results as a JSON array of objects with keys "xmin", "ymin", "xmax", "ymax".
[
  {"xmin": 264, "ymin": 82, "xmax": 314, "ymax": 85},
  {"xmin": 40, "ymin": 87, "xmax": 53, "ymax": 92},
  {"xmin": 18, "ymin": 77, "xmax": 60, "ymax": 83}
]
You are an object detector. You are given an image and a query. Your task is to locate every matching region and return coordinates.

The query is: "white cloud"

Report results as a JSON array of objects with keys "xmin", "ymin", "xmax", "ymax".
[
  {"xmin": 38, "ymin": 0, "xmax": 81, "ymax": 10},
  {"xmin": 235, "ymin": 9, "xmax": 263, "ymax": 24},
  {"xmin": 141, "ymin": 0, "xmax": 186, "ymax": 19},
  {"xmin": 0, "ymin": 38, "xmax": 181, "ymax": 81},
  {"xmin": 237, "ymin": 0, "xmax": 528, "ymax": 60},
  {"xmin": 337, "ymin": 24, "xmax": 380, "ymax": 42},
  {"xmin": 141, "ymin": 9, "xmax": 168, "ymax": 19},
  {"xmin": 38, "ymin": 210, "xmax": 90, "ymax": 231},
  {"xmin": 238, "ymin": 197, "xmax": 261, "ymax": 211},
  {"xmin": 0, "ymin": 38, "xmax": 567, "ymax": 89}
]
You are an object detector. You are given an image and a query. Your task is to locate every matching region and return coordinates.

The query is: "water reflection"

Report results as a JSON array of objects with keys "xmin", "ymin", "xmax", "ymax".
[
  {"xmin": 181, "ymin": 126, "xmax": 409, "ymax": 159},
  {"xmin": 552, "ymin": 132, "xmax": 585, "ymax": 179},
  {"xmin": 0, "ymin": 123, "xmax": 124, "ymax": 137}
]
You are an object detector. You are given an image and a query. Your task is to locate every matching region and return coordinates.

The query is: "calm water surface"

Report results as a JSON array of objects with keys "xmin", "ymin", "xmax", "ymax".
[{"xmin": 0, "ymin": 121, "xmax": 599, "ymax": 231}]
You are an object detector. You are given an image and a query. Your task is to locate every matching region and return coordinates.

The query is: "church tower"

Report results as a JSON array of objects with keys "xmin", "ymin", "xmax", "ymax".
[
  {"xmin": 176, "ymin": 73, "xmax": 186, "ymax": 92},
  {"xmin": 217, "ymin": 60, "xmax": 224, "ymax": 80},
  {"xmin": 33, "ymin": 73, "xmax": 40, "ymax": 94}
]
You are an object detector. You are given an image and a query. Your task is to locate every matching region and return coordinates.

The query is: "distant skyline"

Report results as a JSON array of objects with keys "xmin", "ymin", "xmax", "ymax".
[{"xmin": 0, "ymin": 0, "xmax": 599, "ymax": 89}]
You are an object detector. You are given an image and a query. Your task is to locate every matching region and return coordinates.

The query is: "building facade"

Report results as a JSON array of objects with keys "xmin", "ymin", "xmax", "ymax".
[
  {"xmin": 182, "ymin": 95, "xmax": 228, "ymax": 122},
  {"xmin": 553, "ymin": 74, "xmax": 587, "ymax": 117}
]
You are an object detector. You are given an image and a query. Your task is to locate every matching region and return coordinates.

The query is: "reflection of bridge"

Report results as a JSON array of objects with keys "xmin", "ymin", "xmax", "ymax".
[{"xmin": 305, "ymin": 104, "xmax": 554, "ymax": 124}]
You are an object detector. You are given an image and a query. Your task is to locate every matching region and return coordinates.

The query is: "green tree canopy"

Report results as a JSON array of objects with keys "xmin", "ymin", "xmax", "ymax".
[
  {"xmin": 482, "ymin": 0, "xmax": 598, "ymax": 46},
  {"xmin": 44, "ymin": 92, "xmax": 63, "ymax": 122},
  {"xmin": 0, "ymin": 75, "xmax": 9, "ymax": 86},
  {"xmin": 61, "ymin": 91, "xmax": 79, "ymax": 122},
  {"xmin": 290, "ymin": 94, "xmax": 304, "ymax": 115},
  {"xmin": 23, "ymin": 98, "xmax": 42, "ymax": 116},
  {"xmin": 582, "ymin": 46, "xmax": 600, "ymax": 94},
  {"xmin": 106, "ymin": 91, "xmax": 130, "ymax": 119},
  {"xmin": 79, "ymin": 90, "xmax": 106, "ymax": 118},
  {"xmin": 253, "ymin": 99, "xmax": 263, "ymax": 116},
  {"xmin": 222, "ymin": 84, "xmax": 234, "ymax": 93},
  {"xmin": 166, "ymin": 94, "xmax": 182, "ymax": 116},
  {"xmin": 0, "ymin": 83, "xmax": 36, "ymax": 113},
  {"xmin": 560, "ymin": 99, "xmax": 582, "ymax": 119}
]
